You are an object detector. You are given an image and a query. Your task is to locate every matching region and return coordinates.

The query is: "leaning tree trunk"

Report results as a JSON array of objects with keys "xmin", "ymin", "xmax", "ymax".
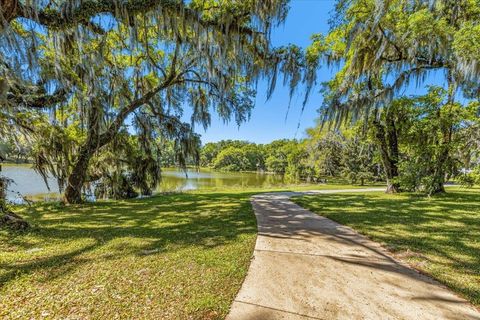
[
  {"xmin": 63, "ymin": 144, "xmax": 96, "ymax": 204},
  {"xmin": 64, "ymin": 104, "xmax": 101, "ymax": 204},
  {"xmin": 63, "ymin": 112, "xmax": 122, "ymax": 204},
  {"xmin": 64, "ymin": 102, "xmax": 105, "ymax": 204},
  {"xmin": 429, "ymin": 173, "xmax": 446, "ymax": 195},
  {"xmin": 62, "ymin": 79, "xmax": 173, "ymax": 204},
  {"xmin": 428, "ymin": 144, "xmax": 450, "ymax": 195},
  {"xmin": 383, "ymin": 158, "xmax": 400, "ymax": 193},
  {"xmin": 429, "ymin": 145, "xmax": 449, "ymax": 195}
]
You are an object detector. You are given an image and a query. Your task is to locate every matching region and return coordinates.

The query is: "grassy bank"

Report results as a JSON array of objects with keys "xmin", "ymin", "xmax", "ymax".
[
  {"xmin": 1, "ymin": 162, "xmax": 32, "ymax": 167},
  {"xmin": 292, "ymin": 188, "xmax": 480, "ymax": 307},
  {"xmin": 183, "ymin": 182, "xmax": 385, "ymax": 193},
  {"xmin": 0, "ymin": 191, "xmax": 258, "ymax": 319}
]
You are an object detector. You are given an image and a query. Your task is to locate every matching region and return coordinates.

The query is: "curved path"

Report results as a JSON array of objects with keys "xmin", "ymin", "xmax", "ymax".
[{"xmin": 227, "ymin": 189, "xmax": 480, "ymax": 320}]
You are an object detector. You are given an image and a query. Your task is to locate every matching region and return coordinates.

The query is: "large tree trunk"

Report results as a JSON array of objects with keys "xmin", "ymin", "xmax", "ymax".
[
  {"xmin": 373, "ymin": 114, "xmax": 400, "ymax": 194},
  {"xmin": 429, "ymin": 174, "xmax": 446, "ymax": 195},
  {"xmin": 63, "ymin": 102, "xmax": 102, "ymax": 204},
  {"xmin": 62, "ymin": 80, "xmax": 173, "ymax": 204},
  {"xmin": 63, "ymin": 103, "xmax": 129, "ymax": 204},
  {"xmin": 63, "ymin": 143, "xmax": 96, "ymax": 204},
  {"xmin": 428, "ymin": 151, "xmax": 449, "ymax": 195}
]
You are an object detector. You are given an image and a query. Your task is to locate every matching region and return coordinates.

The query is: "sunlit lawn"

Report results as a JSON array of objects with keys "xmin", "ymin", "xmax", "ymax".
[
  {"xmin": 0, "ymin": 192, "xmax": 258, "ymax": 319},
  {"xmin": 0, "ymin": 183, "xmax": 384, "ymax": 319},
  {"xmin": 292, "ymin": 188, "xmax": 480, "ymax": 307},
  {"xmin": 195, "ymin": 180, "xmax": 385, "ymax": 193}
]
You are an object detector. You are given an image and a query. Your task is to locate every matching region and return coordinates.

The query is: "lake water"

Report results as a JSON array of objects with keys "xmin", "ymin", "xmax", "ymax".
[
  {"xmin": 2, "ymin": 165, "xmax": 60, "ymax": 202},
  {"xmin": 1, "ymin": 165, "xmax": 286, "ymax": 202}
]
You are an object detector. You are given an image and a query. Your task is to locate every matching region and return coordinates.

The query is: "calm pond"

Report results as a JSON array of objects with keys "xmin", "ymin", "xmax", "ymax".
[{"xmin": 1, "ymin": 165, "xmax": 286, "ymax": 202}]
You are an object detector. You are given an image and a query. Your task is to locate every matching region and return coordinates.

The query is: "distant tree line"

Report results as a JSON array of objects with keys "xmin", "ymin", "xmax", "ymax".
[
  {"xmin": 200, "ymin": 126, "xmax": 384, "ymax": 186},
  {"xmin": 202, "ymin": 90, "xmax": 480, "ymax": 191}
]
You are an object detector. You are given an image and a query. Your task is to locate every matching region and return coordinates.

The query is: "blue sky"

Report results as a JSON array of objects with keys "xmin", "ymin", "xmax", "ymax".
[
  {"xmin": 196, "ymin": 0, "xmax": 336, "ymax": 144},
  {"xmin": 195, "ymin": 0, "xmax": 454, "ymax": 144}
]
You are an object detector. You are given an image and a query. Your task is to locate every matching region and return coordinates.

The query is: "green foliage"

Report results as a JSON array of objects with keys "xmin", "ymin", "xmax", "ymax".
[
  {"xmin": 264, "ymin": 140, "xmax": 299, "ymax": 175},
  {"xmin": 0, "ymin": 127, "xmax": 33, "ymax": 164},
  {"xmin": 209, "ymin": 142, "xmax": 262, "ymax": 172},
  {"xmin": 458, "ymin": 168, "xmax": 480, "ymax": 188},
  {"xmin": 200, "ymin": 143, "xmax": 221, "ymax": 167},
  {"xmin": 1, "ymin": 0, "xmax": 306, "ymax": 203},
  {"xmin": 203, "ymin": 139, "xmax": 299, "ymax": 174},
  {"xmin": 308, "ymin": 0, "xmax": 480, "ymax": 121},
  {"xmin": 453, "ymin": 21, "xmax": 480, "ymax": 67},
  {"xmin": 303, "ymin": 128, "xmax": 344, "ymax": 178},
  {"xmin": 304, "ymin": 0, "xmax": 480, "ymax": 195},
  {"xmin": 213, "ymin": 146, "xmax": 252, "ymax": 171},
  {"xmin": 303, "ymin": 123, "xmax": 381, "ymax": 184},
  {"xmin": 90, "ymin": 133, "xmax": 159, "ymax": 199},
  {"xmin": 341, "ymin": 138, "xmax": 377, "ymax": 186},
  {"xmin": 283, "ymin": 142, "xmax": 309, "ymax": 182},
  {"xmin": 391, "ymin": 87, "xmax": 476, "ymax": 193},
  {"xmin": 457, "ymin": 173, "xmax": 476, "ymax": 188},
  {"xmin": 202, "ymin": 126, "xmax": 383, "ymax": 186},
  {"xmin": 265, "ymin": 155, "xmax": 287, "ymax": 174}
]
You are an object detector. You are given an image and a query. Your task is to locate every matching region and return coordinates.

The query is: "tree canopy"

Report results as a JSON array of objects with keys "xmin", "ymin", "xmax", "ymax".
[
  {"xmin": 304, "ymin": 0, "xmax": 480, "ymax": 193},
  {"xmin": 1, "ymin": 0, "xmax": 480, "ymax": 214},
  {"xmin": 307, "ymin": 0, "xmax": 480, "ymax": 120},
  {"xmin": 0, "ymin": 0, "xmax": 309, "ymax": 203}
]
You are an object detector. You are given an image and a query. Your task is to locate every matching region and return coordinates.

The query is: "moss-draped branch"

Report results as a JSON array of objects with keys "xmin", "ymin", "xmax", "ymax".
[{"xmin": 2, "ymin": 0, "xmax": 258, "ymax": 36}]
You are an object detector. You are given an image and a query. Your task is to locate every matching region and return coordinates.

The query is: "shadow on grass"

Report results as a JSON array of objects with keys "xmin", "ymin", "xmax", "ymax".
[
  {"xmin": 0, "ymin": 192, "xmax": 260, "ymax": 288},
  {"xmin": 293, "ymin": 189, "xmax": 480, "ymax": 306}
]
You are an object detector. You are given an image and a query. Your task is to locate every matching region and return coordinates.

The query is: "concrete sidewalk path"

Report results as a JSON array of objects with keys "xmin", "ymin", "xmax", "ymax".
[{"xmin": 226, "ymin": 189, "xmax": 480, "ymax": 320}]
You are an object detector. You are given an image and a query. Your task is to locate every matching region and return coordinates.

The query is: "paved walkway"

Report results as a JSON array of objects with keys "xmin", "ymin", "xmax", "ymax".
[{"xmin": 227, "ymin": 189, "xmax": 480, "ymax": 320}]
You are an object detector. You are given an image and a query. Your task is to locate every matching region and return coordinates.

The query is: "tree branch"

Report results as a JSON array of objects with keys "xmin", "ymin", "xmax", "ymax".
[
  {"xmin": 6, "ymin": 87, "xmax": 68, "ymax": 109},
  {"xmin": 98, "ymin": 71, "xmax": 178, "ymax": 147},
  {"xmin": 4, "ymin": 0, "xmax": 259, "ymax": 37}
]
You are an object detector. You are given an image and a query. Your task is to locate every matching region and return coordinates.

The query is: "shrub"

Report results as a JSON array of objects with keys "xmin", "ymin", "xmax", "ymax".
[{"xmin": 458, "ymin": 173, "xmax": 476, "ymax": 188}]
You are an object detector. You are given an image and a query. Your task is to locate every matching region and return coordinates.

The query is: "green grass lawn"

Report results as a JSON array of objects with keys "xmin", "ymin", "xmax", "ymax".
[
  {"xmin": 195, "ymin": 182, "xmax": 385, "ymax": 193},
  {"xmin": 0, "ymin": 183, "xmax": 383, "ymax": 319},
  {"xmin": 292, "ymin": 188, "xmax": 480, "ymax": 307},
  {"xmin": 0, "ymin": 192, "xmax": 258, "ymax": 319}
]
